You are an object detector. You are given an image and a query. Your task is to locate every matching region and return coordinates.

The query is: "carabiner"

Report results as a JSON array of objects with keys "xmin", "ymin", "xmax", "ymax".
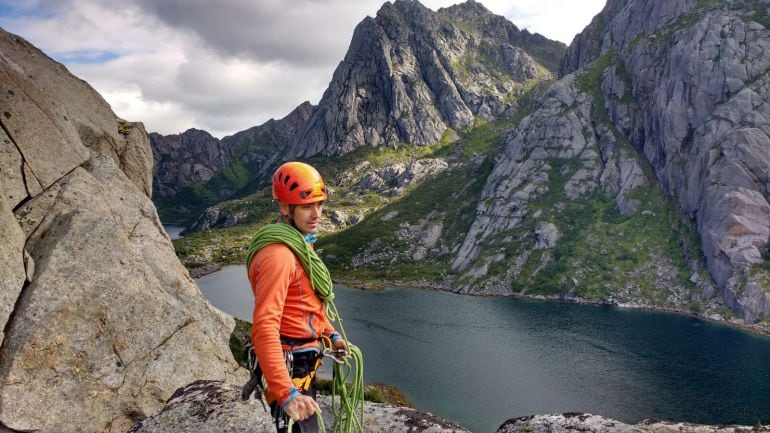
[{"xmin": 323, "ymin": 349, "xmax": 347, "ymax": 364}]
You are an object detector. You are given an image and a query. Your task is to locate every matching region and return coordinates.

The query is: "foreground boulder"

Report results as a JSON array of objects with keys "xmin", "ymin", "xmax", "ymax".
[
  {"xmin": 0, "ymin": 28, "xmax": 244, "ymax": 432},
  {"xmin": 497, "ymin": 413, "xmax": 770, "ymax": 433},
  {"xmin": 129, "ymin": 380, "xmax": 472, "ymax": 433}
]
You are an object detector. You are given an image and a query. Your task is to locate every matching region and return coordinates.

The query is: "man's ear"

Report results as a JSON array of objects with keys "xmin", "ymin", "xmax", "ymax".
[{"xmin": 277, "ymin": 201, "xmax": 290, "ymax": 217}]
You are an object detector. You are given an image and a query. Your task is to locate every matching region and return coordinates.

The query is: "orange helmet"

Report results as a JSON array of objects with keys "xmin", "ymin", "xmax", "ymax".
[{"xmin": 272, "ymin": 161, "xmax": 328, "ymax": 204}]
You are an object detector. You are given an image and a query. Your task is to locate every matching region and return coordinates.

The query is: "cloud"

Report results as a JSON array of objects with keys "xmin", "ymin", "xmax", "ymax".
[
  {"xmin": 131, "ymin": 0, "xmax": 384, "ymax": 67},
  {"xmin": 499, "ymin": 0, "xmax": 607, "ymax": 44},
  {"xmin": 0, "ymin": 0, "xmax": 607, "ymax": 138}
]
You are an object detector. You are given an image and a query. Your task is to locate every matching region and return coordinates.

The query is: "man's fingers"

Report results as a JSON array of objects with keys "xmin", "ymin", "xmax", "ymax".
[{"xmin": 285, "ymin": 395, "xmax": 320, "ymax": 421}]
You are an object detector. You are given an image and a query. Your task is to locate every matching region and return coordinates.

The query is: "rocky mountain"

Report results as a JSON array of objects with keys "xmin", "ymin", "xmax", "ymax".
[
  {"xmin": 164, "ymin": 0, "xmax": 770, "ymax": 326},
  {"xmin": 450, "ymin": 0, "xmax": 770, "ymax": 321},
  {"xmin": 153, "ymin": 0, "xmax": 564, "ymax": 228},
  {"xmin": 150, "ymin": 128, "xmax": 232, "ymax": 199},
  {"xmin": 288, "ymin": 0, "xmax": 565, "ymax": 157},
  {"xmin": 0, "ymin": 28, "xmax": 244, "ymax": 432},
  {"xmin": 151, "ymin": 101, "xmax": 314, "ymax": 222},
  {"xmin": 559, "ymin": 0, "xmax": 770, "ymax": 322}
]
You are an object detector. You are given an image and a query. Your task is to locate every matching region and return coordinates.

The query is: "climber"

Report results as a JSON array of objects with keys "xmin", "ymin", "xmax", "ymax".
[{"xmin": 244, "ymin": 161, "xmax": 348, "ymax": 433}]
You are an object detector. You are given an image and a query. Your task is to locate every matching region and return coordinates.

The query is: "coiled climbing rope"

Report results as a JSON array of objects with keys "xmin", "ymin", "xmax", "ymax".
[{"xmin": 246, "ymin": 223, "xmax": 365, "ymax": 433}]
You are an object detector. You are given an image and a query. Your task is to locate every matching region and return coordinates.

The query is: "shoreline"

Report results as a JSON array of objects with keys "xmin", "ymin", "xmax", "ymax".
[
  {"xmin": 189, "ymin": 264, "xmax": 770, "ymax": 339},
  {"xmin": 332, "ymin": 276, "xmax": 770, "ymax": 339}
]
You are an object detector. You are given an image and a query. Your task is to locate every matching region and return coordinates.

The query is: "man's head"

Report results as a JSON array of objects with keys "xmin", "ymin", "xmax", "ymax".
[{"xmin": 272, "ymin": 162, "xmax": 328, "ymax": 234}]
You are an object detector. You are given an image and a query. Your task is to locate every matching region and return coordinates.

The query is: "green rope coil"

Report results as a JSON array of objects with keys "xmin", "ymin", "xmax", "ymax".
[{"xmin": 246, "ymin": 223, "xmax": 364, "ymax": 433}]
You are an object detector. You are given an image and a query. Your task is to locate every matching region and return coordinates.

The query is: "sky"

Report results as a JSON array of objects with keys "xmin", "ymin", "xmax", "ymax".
[{"xmin": 0, "ymin": 0, "xmax": 606, "ymax": 138}]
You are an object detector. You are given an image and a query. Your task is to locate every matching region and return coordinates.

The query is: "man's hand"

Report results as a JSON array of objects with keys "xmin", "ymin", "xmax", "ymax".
[
  {"xmin": 332, "ymin": 338, "xmax": 348, "ymax": 354},
  {"xmin": 284, "ymin": 395, "xmax": 320, "ymax": 421}
]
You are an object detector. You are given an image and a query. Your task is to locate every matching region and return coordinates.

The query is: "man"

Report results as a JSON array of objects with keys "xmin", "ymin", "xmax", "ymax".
[{"xmin": 246, "ymin": 161, "xmax": 348, "ymax": 432}]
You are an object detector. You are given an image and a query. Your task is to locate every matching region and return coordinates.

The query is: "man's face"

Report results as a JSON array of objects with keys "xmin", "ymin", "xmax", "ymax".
[{"xmin": 280, "ymin": 201, "xmax": 323, "ymax": 234}]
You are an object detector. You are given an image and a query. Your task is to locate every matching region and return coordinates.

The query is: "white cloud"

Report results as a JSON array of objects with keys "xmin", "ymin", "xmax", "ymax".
[
  {"xmin": 0, "ymin": 0, "xmax": 607, "ymax": 138},
  {"xmin": 499, "ymin": 0, "xmax": 607, "ymax": 44}
]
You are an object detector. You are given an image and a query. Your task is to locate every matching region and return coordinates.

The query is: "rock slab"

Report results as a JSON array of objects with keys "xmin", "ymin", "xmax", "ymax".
[
  {"xmin": 0, "ymin": 28, "xmax": 244, "ymax": 432},
  {"xmin": 129, "ymin": 380, "xmax": 472, "ymax": 433}
]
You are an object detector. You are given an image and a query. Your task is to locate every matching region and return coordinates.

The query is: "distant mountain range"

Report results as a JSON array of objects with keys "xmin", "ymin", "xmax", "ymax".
[
  {"xmin": 150, "ymin": 0, "xmax": 564, "ymax": 220},
  {"xmin": 154, "ymin": 0, "xmax": 770, "ymax": 325}
]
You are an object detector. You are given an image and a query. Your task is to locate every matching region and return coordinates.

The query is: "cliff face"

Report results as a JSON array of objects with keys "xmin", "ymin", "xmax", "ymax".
[
  {"xmin": 0, "ymin": 28, "xmax": 244, "ymax": 432},
  {"xmin": 150, "ymin": 128, "xmax": 233, "ymax": 198},
  {"xmin": 288, "ymin": 0, "xmax": 564, "ymax": 157},
  {"xmin": 558, "ymin": 0, "xmax": 770, "ymax": 320},
  {"xmin": 448, "ymin": 0, "xmax": 770, "ymax": 322},
  {"xmin": 221, "ymin": 100, "xmax": 315, "ymax": 178},
  {"xmin": 150, "ymin": 101, "xmax": 314, "ymax": 222}
]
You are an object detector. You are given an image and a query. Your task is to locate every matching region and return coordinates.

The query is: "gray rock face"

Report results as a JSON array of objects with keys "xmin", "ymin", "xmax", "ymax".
[
  {"xmin": 0, "ymin": 181, "xmax": 25, "ymax": 346},
  {"xmin": 355, "ymin": 158, "xmax": 450, "ymax": 195},
  {"xmin": 150, "ymin": 128, "xmax": 233, "ymax": 198},
  {"xmin": 331, "ymin": 209, "xmax": 349, "ymax": 226},
  {"xmin": 534, "ymin": 222, "xmax": 560, "ymax": 249},
  {"xmin": 220, "ymin": 100, "xmax": 315, "ymax": 178},
  {"xmin": 452, "ymin": 75, "xmax": 608, "ymax": 273},
  {"xmin": 190, "ymin": 204, "xmax": 245, "ymax": 231},
  {"xmin": 289, "ymin": 0, "xmax": 563, "ymax": 157},
  {"xmin": 150, "ymin": 101, "xmax": 314, "ymax": 214},
  {"xmin": 496, "ymin": 413, "xmax": 769, "ymax": 433},
  {"xmin": 130, "ymin": 380, "xmax": 471, "ymax": 433},
  {"xmin": 558, "ymin": 0, "xmax": 770, "ymax": 321},
  {"xmin": 0, "ymin": 28, "xmax": 244, "ymax": 432}
]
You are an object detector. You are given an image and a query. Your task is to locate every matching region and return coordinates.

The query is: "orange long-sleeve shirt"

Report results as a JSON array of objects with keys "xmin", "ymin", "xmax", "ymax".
[{"xmin": 248, "ymin": 242, "xmax": 337, "ymax": 407}]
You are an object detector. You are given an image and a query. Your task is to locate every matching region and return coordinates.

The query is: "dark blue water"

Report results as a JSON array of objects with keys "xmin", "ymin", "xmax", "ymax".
[{"xmin": 196, "ymin": 266, "xmax": 770, "ymax": 432}]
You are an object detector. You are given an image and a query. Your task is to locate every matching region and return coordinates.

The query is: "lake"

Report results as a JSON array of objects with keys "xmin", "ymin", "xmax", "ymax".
[
  {"xmin": 163, "ymin": 225, "xmax": 185, "ymax": 240},
  {"xmin": 196, "ymin": 266, "xmax": 770, "ymax": 433}
]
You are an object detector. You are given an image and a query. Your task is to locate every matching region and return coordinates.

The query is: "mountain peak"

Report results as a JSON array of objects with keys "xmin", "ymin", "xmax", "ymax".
[
  {"xmin": 439, "ymin": 0, "xmax": 493, "ymax": 19},
  {"xmin": 288, "ymin": 0, "xmax": 564, "ymax": 157}
]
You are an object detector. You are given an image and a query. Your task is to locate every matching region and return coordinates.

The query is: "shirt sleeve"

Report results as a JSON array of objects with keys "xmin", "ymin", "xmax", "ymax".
[
  {"xmin": 321, "ymin": 314, "xmax": 338, "ymax": 340},
  {"xmin": 249, "ymin": 244, "xmax": 296, "ymax": 406}
]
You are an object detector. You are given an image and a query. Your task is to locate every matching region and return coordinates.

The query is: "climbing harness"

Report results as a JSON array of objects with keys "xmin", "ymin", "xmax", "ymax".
[{"xmin": 244, "ymin": 223, "xmax": 365, "ymax": 433}]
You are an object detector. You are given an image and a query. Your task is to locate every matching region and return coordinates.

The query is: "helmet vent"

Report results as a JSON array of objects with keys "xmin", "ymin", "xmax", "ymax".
[{"xmin": 289, "ymin": 182, "xmax": 299, "ymax": 191}]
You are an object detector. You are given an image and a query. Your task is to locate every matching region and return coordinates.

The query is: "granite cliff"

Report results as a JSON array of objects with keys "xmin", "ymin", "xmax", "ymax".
[
  {"xmin": 0, "ymin": 28, "xmax": 244, "ymax": 432},
  {"xmin": 289, "ymin": 0, "xmax": 564, "ymax": 157},
  {"xmin": 450, "ymin": 0, "xmax": 770, "ymax": 321},
  {"xmin": 557, "ymin": 0, "xmax": 770, "ymax": 321},
  {"xmin": 151, "ymin": 101, "xmax": 314, "ymax": 222}
]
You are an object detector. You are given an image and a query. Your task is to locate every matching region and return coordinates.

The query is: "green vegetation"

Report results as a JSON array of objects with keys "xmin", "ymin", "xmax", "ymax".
[
  {"xmin": 318, "ymin": 122, "xmax": 504, "ymax": 283},
  {"xmin": 518, "ymin": 181, "xmax": 692, "ymax": 305},
  {"xmin": 229, "ymin": 317, "xmax": 252, "ymax": 367},
  {"xmin": 173, "ymin": 222, "xmax": 262, "ymax": 266},
  {"xmin": 749, "ymin": 259, "xmax": 770, "ymax": 292},
  {"xmin": 576, "ymin": 49, "xmax": 615, "ymax": 106},
  {"xmin": 744, "ymin": 0, "xmax": 770, "ymax": 28}
]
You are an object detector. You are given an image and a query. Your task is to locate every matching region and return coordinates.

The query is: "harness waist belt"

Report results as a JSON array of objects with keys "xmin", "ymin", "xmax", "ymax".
[{"xmin": 280, "ymin": 335, "xmax": 319, "ymax": 347}]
